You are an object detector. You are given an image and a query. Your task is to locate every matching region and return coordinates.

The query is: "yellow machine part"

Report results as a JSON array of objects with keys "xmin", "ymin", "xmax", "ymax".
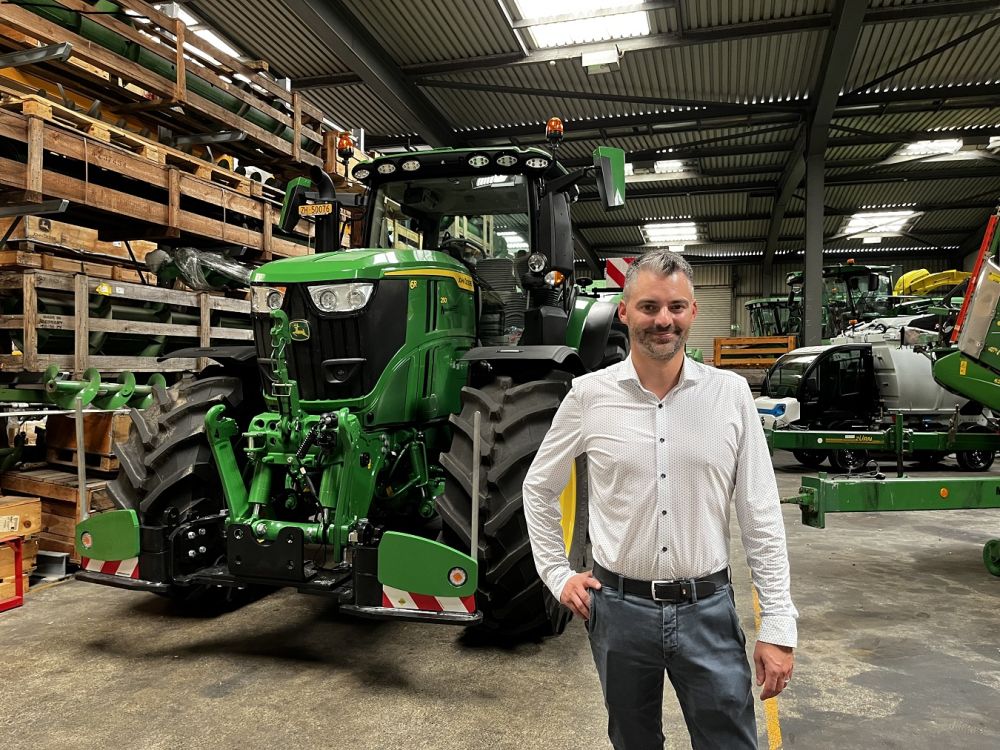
[{"xmin": 894, "ymin": 269, "xmax": 971, "ymax": 295}]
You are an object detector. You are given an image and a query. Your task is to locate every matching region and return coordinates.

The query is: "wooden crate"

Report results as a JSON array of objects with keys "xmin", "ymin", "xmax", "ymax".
[
  {"xmin": 713, "ymin": 335, "xmax": 798, "ymax": 369},
  {"xmin": 0, "ymin": 268, "xmax": 253, "ymax": 373},
  {"xmin": 0, "ymin": 538, "xmax": 35, "ymax": 578},
  {"xmin": 0, "ymin": 468, "xmax": 113, "ymax": 564},
  {"xmin": 0, "ymin": 495, "xmax": 41, "ymax": 537},
  {"xmin": 0, "ymin": 215, "xmax": 156, "ymax": 265},
  {"xmin": 45, "ymin": 412, "xmax": 130, "ymax": 456}
]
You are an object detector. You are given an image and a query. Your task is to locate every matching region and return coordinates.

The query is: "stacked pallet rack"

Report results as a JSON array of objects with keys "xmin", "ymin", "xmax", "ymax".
[{"xmin": 0, "ymin": 0, "xmax": 366, "ymax": 597}]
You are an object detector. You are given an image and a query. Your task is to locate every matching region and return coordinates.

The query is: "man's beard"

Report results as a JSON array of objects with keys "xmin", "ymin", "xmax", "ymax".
[{"xmin": 632, "ymin": 324, "xmax": 688, "ymax": 361}]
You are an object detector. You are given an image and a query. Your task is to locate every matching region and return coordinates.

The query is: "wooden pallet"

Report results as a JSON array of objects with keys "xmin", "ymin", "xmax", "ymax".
[
  {"xmin": 713, "ymin": 335, "xmax": 798, "ymax": 369},
  {"xmin": 0, "ymin": 249, "xmax": 147, "ymax": 285},
  {"xmin": 0, "ymin": 268, "xmax": 253, "ymax": 373},
  {"xmin": 0, "ymin": 105, "xmax": 312, "ymax": 259},
  {"xmin": 0, "ymin": 0, "xmax": 328, "ymax": 174},
  {"xmin": 0, "ymin": 214, "xmax": 154, "ymax": 264},
  {"xmin": 45, "ymin": 448, "xmax": 118, "ymax": 475}
]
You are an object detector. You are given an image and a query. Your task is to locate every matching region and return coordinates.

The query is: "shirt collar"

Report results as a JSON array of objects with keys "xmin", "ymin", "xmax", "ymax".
[{"xmin": 615, "ymin": 353, "xmax": 704, "ymax": 387}]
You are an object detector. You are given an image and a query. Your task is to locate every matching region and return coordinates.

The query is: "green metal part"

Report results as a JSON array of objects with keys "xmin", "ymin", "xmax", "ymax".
[
  {"xmin": 377, "ymin": 531, "xmax": 477, "ymax": 598},
  {"xmin": 0, "ymin": 367, "xmax": 165, "ymax": 409},
  {"xmin": 76, "ymin": 509, "xmax": 140, "ymax": 562},
  {"xmin": 768, "ymin": 426, "xmax": 1000, "ymax": 455},
  {"xmin": 786, "ymin": 472, "xmax": 1000, "ymax": 529},
  {"xmin": 205, "ymin": 403, "xmax": 249, "ymax": 521},
  {"xmin": 984, "ymin": 539, "xmax": 1000, "ymax": 576}
]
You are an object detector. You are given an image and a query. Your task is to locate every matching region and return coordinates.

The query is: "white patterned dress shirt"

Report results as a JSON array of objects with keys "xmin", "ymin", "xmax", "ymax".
[{"xmin": 523, "ymin": 355, "xmax": 798, "ymax": 647}]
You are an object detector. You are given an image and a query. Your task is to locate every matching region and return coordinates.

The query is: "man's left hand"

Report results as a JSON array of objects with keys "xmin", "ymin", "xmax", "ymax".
[{"xmin": 754, "ymin": 641, "xmax": 794, "ymax": 700}]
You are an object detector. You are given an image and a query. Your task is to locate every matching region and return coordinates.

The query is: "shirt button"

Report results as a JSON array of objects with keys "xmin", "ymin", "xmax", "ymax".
[
  {"xmin": 658, "ymin": 404, "xmax": 663, "ymax": 409},
  {"xmin": 661, "ymin": 510, "xmax": 667, "ymax": 516},
  {"xmin": 661, "ymin": 547, "xmax": 668, "ymax": 552},
  {"xmin": 660, "ymin": 473, "xmax": 665, "ymax": 479},
  {"xmin": 659, "ymin": 438, "xmax": 665, "ymax": 443}
]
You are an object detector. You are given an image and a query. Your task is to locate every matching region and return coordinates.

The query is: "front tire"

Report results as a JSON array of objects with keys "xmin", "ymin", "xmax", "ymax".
[
  {"xmin": 438, "ymin": 375, "xmax": 588, "ymax": 638},
  {"xmin": 109, "ymin": 373, "xmax": 260, "ymax": 607}
]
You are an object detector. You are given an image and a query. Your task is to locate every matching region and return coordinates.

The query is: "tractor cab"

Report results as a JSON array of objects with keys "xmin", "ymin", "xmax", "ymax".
[{"xmin": 352, "ymin": 142, "xmax": 625, "ymax": 349}]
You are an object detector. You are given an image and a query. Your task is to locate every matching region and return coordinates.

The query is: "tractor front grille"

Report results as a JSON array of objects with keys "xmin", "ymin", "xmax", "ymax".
[{"xmin": 253, "ymin": 280, "xmax": 408, "ymax": 401}]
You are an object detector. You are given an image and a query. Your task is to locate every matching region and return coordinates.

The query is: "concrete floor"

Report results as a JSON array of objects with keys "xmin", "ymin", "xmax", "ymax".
[{"xmin": 2, "ymin": 454, "xmax": 1000, "ymax": 749}]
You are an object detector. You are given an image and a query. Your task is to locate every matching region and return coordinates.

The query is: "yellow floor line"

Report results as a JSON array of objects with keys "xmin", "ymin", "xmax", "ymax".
[{"xmin": 752, "ymin": 586, "xmax": 784, "ymax": 750}]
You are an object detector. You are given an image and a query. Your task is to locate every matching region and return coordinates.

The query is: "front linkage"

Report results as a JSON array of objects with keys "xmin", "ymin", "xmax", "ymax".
[{"xmin": 77, "ymin": 309, "xmax": 480, "ymax": 625}]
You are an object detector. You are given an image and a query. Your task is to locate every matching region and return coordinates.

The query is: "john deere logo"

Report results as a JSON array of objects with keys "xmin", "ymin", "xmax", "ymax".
[{"xmin": 290, "ymin": 320, "xmax": 311, "ymax": 341}]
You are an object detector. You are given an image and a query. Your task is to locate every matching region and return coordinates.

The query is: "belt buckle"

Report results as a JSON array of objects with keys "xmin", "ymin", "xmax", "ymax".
[{"xmin": 651, "ymin": 579, "xmax": 691, "ymax": 603}]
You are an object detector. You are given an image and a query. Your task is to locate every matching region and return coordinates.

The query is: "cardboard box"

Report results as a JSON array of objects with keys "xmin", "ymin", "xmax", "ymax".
[{"xmin": 0, "ymin": 497, "xmax": 41, "ymax": 538}]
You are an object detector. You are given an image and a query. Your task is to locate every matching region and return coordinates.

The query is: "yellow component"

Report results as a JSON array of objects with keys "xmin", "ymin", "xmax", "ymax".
[
  {"xmin": 960, "ymin": 360, "xmax": 968, "ymax": 376},
  {"xmin": 894, "ymin": 269, "xmax": 930, "ymax": 295},
  {"xmin": 895, "ymin": 269, "xmax": 971, "ymax": 296},
  {"xmin": 409, "ymin": 280, "xmax": 418, "ymax": 289},
  {"xmin": 558, "ymin": 463, "xmax": 577, "ymax": 554},
  {"xmin": 384, "ymin": 268, "xmax": 474, "ymax": 292},
  {"xmin": 940, "ymin": 487, "xmax": 949, "ymax": 498}
]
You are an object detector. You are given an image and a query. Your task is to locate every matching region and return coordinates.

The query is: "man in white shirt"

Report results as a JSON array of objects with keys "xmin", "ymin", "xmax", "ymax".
[{"xmin": 523, "ymin": 249, "xmax": 796, "ymax": 750}]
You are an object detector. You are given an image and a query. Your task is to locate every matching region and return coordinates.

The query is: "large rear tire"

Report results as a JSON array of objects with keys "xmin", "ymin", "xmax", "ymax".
[
  {"xmin": 438, "ymin": 375, "xmax": 588, "ymax": 638},
  {"xmin": 109, "ymin": 372, "xmax": 260, "ymax": 607}
]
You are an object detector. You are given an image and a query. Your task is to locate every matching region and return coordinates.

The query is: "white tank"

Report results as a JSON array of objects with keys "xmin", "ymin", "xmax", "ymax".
[{"xmin": 871, "ymin": 343, "xmax": 968, "ymax": 415}]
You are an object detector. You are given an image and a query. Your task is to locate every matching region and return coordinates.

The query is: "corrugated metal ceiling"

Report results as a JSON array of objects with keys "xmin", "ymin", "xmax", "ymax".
[{"xmin": 183, "ymin": 0, "xmax": 1000, "ymax": 263}]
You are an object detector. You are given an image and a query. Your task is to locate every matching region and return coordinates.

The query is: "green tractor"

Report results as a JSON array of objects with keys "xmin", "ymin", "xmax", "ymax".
[{"xmin": 74, "ymin": 140, "xmax": 628, "ymax": 638}]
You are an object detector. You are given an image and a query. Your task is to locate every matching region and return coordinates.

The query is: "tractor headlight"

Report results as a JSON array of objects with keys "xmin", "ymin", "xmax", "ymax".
[
  {"xmin": 251, "ymin": 286, "xmax": 285, "ymax": 313},
  {"xmin": 527, "ymin": 252, "xmax": 547, "ymax": 273},
  {"xmin": 308, "ymin": 282, "xmax": 374, "ymax": 313}
]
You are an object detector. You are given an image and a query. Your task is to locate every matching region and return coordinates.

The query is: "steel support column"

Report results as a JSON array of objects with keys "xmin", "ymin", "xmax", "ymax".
[{"xmin": 803, "ymin": 147, "xmax": 825, "ymax": 346}]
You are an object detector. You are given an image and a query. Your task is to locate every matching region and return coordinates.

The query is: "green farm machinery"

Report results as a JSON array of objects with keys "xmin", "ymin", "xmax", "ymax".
[
  {"xmin": 74, "ymin": 134, "xmax": 628, "ymax": 636},
  {"xmin": 781, "ymin": 212, "xmax": 1000, "ymax": 575}
]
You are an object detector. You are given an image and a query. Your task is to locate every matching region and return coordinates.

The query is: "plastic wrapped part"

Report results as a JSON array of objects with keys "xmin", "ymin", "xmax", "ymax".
[{"xmin": 145, "ymin": 247, "xmax": 254, "ymax": 291}]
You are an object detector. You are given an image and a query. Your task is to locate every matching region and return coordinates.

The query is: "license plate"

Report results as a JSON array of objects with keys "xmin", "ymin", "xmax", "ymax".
[{"xmin": 299, "ymin": 202, "xmax": 333, "ymax": 216}]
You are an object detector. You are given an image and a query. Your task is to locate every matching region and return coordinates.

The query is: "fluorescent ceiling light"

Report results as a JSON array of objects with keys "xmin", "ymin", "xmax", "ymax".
[
  {"xmin": 642, "ymin": 221, "xmax": 700, "ymax": 245},
  {"xmin": 897, "ymin": 139, "xmax": 963, "ymax": 157},
  {"xmin": 497, "ymin": 230, "xmax": 528, "ymax": 250},
  {"xmin": 653, "ymin": 160, "xmax": 685, "ymax": 173},
  {"xmin": 841, "ymin": 210, "xmax": 916, "ymax": 236},
  {"xmin": 511, "ymin": 0, "xmax": 650, "ymax": 48}
]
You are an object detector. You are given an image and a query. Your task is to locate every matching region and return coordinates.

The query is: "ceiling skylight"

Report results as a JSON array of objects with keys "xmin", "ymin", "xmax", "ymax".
[
  {"xmin": 896, "ymin": 139, "xmax": 963, "ymax": 157},
  {"xmin": 510, "ymin": 0, "xmax": 651, "ymax": 48},
  {"xmin": 841, "ymin": 210, "xmax": 916, "ymax": 239},
  {"xmin": 642, "ymin": 222, "xmax": 700, "ymax": 246}
]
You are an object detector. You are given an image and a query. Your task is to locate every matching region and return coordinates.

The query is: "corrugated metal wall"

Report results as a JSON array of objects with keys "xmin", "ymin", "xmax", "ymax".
[{"xmin": 690, "ymin": 265, "xmax": 733, "ymax": 363}]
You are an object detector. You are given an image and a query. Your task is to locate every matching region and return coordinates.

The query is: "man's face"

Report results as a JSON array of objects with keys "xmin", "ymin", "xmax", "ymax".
[{"xmin": 618, "ymin": 270, "xmax": 698, "ymax": 361}]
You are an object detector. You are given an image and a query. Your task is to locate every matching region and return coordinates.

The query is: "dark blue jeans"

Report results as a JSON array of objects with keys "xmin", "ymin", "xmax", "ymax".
[{"xmin": 587, "ymin": 583, "xmax": 757, "ymax": 750}]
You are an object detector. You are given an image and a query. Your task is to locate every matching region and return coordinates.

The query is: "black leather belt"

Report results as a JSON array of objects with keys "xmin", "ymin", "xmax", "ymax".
[{"xmin": 592, "ymin": 562, "xmax": 729, "ymax": 603}]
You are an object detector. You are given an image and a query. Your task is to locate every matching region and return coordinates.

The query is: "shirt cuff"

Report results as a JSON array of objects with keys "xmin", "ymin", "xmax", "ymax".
[
  {"xmin": 756, "ymin": 615, "xmax": 797, "ymax": 648},
  {"xmin": 550, "ymin": 567, "xmax": 575, "ymax": 603}
]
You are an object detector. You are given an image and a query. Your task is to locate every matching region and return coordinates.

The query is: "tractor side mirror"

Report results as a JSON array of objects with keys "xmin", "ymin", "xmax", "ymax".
[
  {"xmin": 577, "ymin": 277, "xmax": 593, "ymax": 288},
  {"xmin": 592, "ymin": 146, "xmax": 626, "ymax": 212}
]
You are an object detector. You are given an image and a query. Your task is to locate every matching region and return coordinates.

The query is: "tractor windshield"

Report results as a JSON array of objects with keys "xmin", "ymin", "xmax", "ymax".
[{"xmin": 369, "ymin": 174, "xmax": 531, "ymax": 263}]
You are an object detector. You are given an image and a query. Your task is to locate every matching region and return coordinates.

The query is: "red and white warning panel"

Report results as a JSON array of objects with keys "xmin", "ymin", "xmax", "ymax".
[
  {"xmin": 381, "ymin": 584, "xmax": 475, "ymax": 614},
  {"xmin": 80, "ymin": 556, "xmax": 140, "ymax": 579},
  {"xmin": 604, "ymin": 257, "xmax": 636, "ymax": 289}
]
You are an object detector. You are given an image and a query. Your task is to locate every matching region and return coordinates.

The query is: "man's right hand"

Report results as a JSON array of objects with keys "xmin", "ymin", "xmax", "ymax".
[{"xmin": 560, "ymin": 571, "xmax": 602, "ymax": 619}]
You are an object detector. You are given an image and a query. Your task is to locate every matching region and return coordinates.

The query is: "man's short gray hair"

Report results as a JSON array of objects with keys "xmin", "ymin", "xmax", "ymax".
[{"xmin": 621, "ymin": 249, "xmax": 694, "ymax": 300}]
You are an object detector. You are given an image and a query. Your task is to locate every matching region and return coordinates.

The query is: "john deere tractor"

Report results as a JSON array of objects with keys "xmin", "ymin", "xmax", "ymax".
[{"xmin": 74, "ymin": 136, "xmax": 627, "ymax": 637}]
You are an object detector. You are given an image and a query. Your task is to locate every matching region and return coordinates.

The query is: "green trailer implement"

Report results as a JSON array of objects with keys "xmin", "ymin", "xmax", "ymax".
[
  {"xmin": 781, "ymin": 212, "xmax": 1000, "ymax": 575},
  {"xmin": 75, "ymin": 136, "xmax": 629, "ymax": 637}
]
